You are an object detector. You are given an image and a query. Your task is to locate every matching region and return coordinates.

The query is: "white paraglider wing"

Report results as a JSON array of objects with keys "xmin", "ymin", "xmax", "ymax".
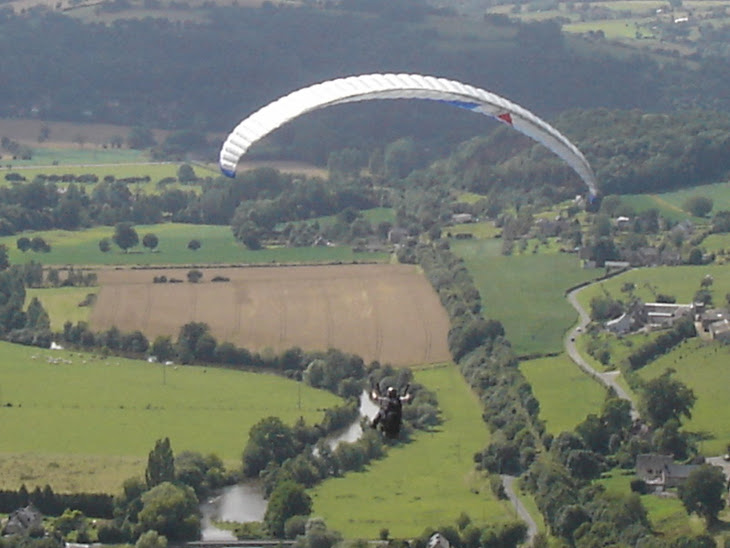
[{"xmin": 219, "ymin": 73, "xmax": 597, "ymax": 196}]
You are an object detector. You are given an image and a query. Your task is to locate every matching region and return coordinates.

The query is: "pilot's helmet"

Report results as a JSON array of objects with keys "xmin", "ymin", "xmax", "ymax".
[{"xmin": 387, "ymin": 386, "xmax": 397, "ymax": 398}]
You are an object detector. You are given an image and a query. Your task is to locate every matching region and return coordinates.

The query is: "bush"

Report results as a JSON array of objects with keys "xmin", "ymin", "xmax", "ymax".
[
  {"xmin": 490, "ymin": 475, "xmax": 507, "ymax": 499},
  {"xmin": 284, "ymin": 515, "xmax": 308, "ymax": 539},
  {"xmin": 97, "ymin": 521, "xmax": 130, "ymax": 544},
  {"xmin": 630, "ymin": 478, "xmax": 648, "ymax": 494}
]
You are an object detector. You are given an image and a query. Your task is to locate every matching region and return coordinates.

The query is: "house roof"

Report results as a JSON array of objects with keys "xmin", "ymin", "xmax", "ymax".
[{"xmin": 2, "ymin": 504, "xmax": 43, "ymax": 535}]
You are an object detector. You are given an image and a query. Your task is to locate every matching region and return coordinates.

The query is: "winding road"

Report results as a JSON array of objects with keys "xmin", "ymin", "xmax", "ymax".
[{"xmin": 565, "ymin": 284, "xmax": 639, "ymax": 420}]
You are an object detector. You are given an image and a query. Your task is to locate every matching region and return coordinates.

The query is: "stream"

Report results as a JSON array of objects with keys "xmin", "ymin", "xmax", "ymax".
[{"xmin": 200, "ymin": 390, "xmax": 379, "ymax": 540}]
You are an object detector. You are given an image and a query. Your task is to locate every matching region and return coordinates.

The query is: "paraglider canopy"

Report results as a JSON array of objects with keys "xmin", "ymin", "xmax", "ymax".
[{"xmin": 219, "ymin": 73, "xmax": 598, "ymax": 197}]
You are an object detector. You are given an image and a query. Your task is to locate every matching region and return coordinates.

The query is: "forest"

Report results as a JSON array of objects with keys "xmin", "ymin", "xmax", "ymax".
[{"xmin": 0, "ymin": 2, "xmax": 729, "ymax": 167}]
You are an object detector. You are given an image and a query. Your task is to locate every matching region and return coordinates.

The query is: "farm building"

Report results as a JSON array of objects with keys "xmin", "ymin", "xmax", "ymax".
[
  {"xmin": 2, "ymin": 504, "xmax": 43, "ymax": 536},
  {"xmin": 699, "ymin": 308, "xmax": 730, "ymax": 332},
  {"xmin": 387, "ymin": 227, "xmax": 410, "ymax": 244},
  {"xmin": 451, "ymin": 213, "xmax": 474, "ymax": 224},
  {"xmin": 643, "ymin": 302, "xmax": 694, "ymax": 327},
  {"xmin": 606, "ymin": 312, "xmax": 632, "ymax": 334},
  {"xmin": 636, "ymin": 454, "xmax": 698, "ymax": 490},
  {"xmin": 708, "ymin": 319, "xmax": 730, "ymax": 342}
]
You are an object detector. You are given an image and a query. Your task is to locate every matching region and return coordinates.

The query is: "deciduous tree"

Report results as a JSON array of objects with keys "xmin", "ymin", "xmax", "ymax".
[
  {"xmin": 16, "ymin": 237, "xmax": 31, "ymax": 253},
  {"xmin": 138, "ymin": 481, "xmax": 199, "ymax": 541},
  {"xmin": 679, "ymin": 464, "xmax": 727, "ymax": 525},
  {"xmin": 113, "ymin": 223, "xmax": 139, "ymax": 253},
  {"xmin": 243, "ymin": 417, "xmax": 297, "ymax": 477},
  {"xmin": 151, "ymin": 335, "xmax": 175, "ymax": 362},
  {"xmin": 177, "ymin": 164, "xmax": 196, "ymax": 183},
  {"xmin": 264, "ymin": 480, "xmax": 312, "ymax": 538},
  {"xmin": 142, "ymin": 233, "xmax": 159, "ymax": 252},
  {"xmin": 186, "ymin": 269, "xmax": 203, "ymax": 283},
  {"xmin": 683, "ymin": 196, "xmax": 713, "ymax": 218},
  {"xmin": 640, "ymin": 369, "xmax": 696, "ymax": 427},
  {"xmin": 135, "ymin": 530, "xmax": 168, "ymax": 548},
  {"xmin": 146, "ymin": 437, "xmax": 175, "ymax": 489}
]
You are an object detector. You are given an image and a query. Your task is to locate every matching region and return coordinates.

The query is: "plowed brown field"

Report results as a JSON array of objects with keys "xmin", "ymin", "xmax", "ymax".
[{"xmin": 90, "ymin": 264, "xmax": 451, "ymax": 366}]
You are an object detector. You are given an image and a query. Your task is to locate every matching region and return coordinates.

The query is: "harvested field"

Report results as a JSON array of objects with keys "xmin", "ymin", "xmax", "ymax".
[{"xmin": 90, "ymin": 264, "xmax": 451, "ymax": 366}]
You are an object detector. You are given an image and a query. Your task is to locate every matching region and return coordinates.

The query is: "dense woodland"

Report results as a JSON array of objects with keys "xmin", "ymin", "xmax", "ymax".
[{"xmin": 0, "ymin": 2, "xmax": 729, "ymax": 165}]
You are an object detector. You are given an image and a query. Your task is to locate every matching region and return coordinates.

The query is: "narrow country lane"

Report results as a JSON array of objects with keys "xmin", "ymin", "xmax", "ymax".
[
  {"xmin": 501, "ymin": 475, "xmax": 538, "ymax": 543},
  {"xmin": 565, "ymin": 285, "xmax": 639, "ymax": 420}
]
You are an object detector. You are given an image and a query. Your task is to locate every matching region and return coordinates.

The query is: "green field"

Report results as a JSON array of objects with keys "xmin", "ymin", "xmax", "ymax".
[
  {"xmin": 576, "ymin": 265, "xmax": 730, "ymax": 311},
  {"xmin": 310, "ymin": 364, "xmax": 514, "ymax": 538},
  {"xmin": 1, "ymin": 160, "xmax": 213, "ymax": 194},
  {"xmin": 26, "ymin": 287, "xmax": 99, "ymax": 331},
  {"xmin": 620, "ymin": 179, "xmax": 730, "ymax": 223},
  {"xmin": 0, "ymin": 341, "xmax": 340, "ymax": 492},
  {"xmin": 446, "ymin": 222, "xmax": 501, "ymax": 240},
  {"xmin": 520, "ymin": 355, "xmax": 607, "ymax": 435},
  {"xmin": 564, "ymin": 18, "xmax": 644, "ymax": 39},
  {"xmin": 638, "ymin": 338, "xmax": 730, "ymax": 456},
  {"xmin": 1, "ymin": 223, "xmax": 389, "ymax": 266},
  {"xmin": 0, "ymin": 148, "xmax": 149, "ymax": 169},
  {"xmin": 648, "ymin": 181, "xmax": 730, "ymax": 216},
  {"xmin": 699, "ymin": 233, "xmax": 730, "ymax": 258},
  {"xmin": 452, "ymin": 240, "xmax": 600, "ymax": 355},
  {"xmin": 1, "ymin": 161, "xmax": 183, "ymax": 183}
]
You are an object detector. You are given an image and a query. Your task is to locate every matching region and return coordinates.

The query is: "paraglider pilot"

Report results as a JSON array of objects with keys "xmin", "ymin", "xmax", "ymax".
[{"xmin": 370, "ymin": 386, "xmax": 412, "ymax": 438}]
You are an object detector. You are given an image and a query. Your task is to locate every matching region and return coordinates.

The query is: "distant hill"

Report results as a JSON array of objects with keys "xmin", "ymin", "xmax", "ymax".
[{"xmin": 0, "ymin": 2, "xmax": 727, "ymax": 165}]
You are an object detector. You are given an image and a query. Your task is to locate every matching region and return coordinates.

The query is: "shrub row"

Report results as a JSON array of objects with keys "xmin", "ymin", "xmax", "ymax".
[
  {"xmin": 625, "ymin": 317, "xmax": 696, "ymax": 370},
  {"xmin": 417, "ymin": 241, "xmax": 542, "ymax": 475}
]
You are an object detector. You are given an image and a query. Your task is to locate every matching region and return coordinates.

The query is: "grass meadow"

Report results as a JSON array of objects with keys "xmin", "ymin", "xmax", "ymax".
[
  {"xmin": 452, "ymin": 240, "xmax": 600, "ymax": 355},
  {"xmin": 1, "ymin": 155, "xmax": 204, "ymax": 195},
  {"xmin": 520, "ymin": 355, "xmax": 607, "ymax": 435},
  {"xmin": 309, "ymin": 364, "xmax": 515, "ymax": 538},
  {"xmin": 26, "ymin": 287, "xmax": 99, "ymax": 331},
  {"xmin": 638, "ymin": 338, "xmax": 730, "ymax": 456},
  {"xmin": 619, "ymin": 179, "xmax": 730, "ymax": 223},
  {"xmin": 0, "ymin": 341, "xmax": 340, "ymax": 492},
  {"xmin": 1, "ymin": 223, "xmax": 389, "ymax": 266},
  {"xmin": 575, "ymin": 265, "xmax": 730, "ymax": 312},
  {"xmin": 0, "ymin": 148, "xmax": 149, "ymax": 169},
  {"xmin": 700, "ymin": 233, "xmax": 730, "ymax": 258},
  {"xmin": 446, "ymin": 222, "xmax": 501, "ymax": 240}
]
